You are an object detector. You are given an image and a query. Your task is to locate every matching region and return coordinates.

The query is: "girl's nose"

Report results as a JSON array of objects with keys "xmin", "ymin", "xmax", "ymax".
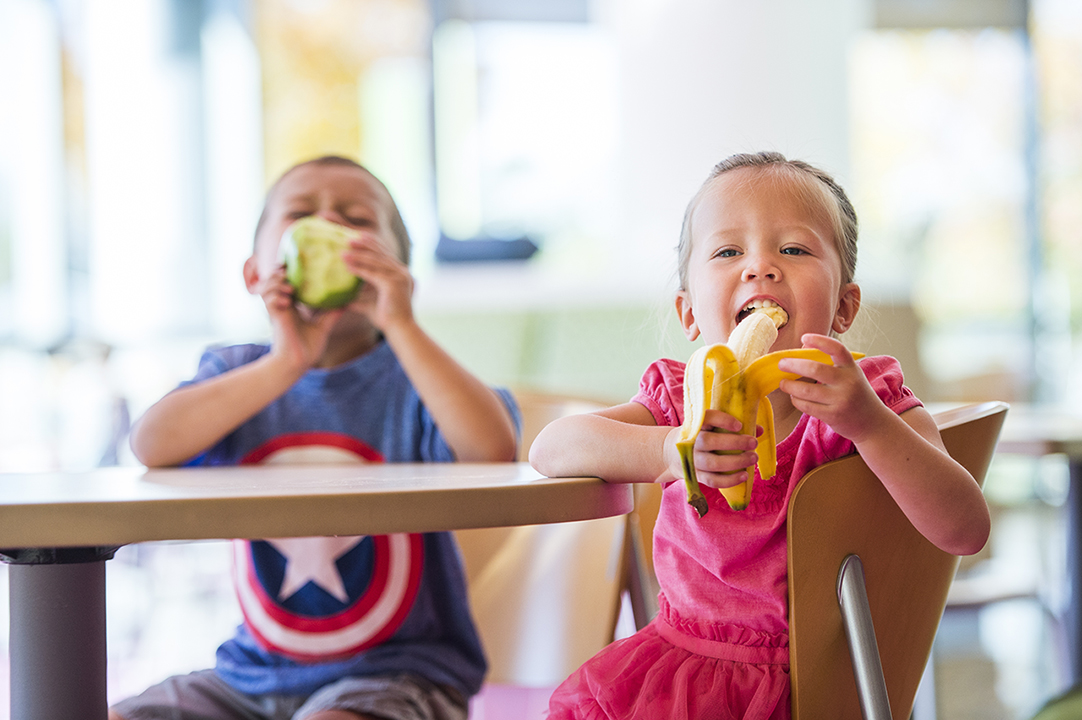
[{"xmin": 741, "ymin": 255, "xmax": 780, "ymax": 282}]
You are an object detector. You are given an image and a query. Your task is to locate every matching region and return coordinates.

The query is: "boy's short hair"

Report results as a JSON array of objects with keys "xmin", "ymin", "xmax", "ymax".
[{"xmin": 255, "ymin": 156, "xmax": 412, "ymax": 265}]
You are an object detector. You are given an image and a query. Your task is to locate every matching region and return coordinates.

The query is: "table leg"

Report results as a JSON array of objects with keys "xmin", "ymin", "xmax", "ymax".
[
  {"xmin": 6, "ymin": 549, "xmax": 115, "ymax": 720},
  {"xmin": 1069, "ymin": 460, "xmax": 1082, "ymax": 682}
]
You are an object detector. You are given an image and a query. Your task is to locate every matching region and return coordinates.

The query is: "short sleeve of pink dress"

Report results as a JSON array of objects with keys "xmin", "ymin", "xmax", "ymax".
[{"xmin": 547, "ymin": 355, "xmax": 921, "ymax": 720}]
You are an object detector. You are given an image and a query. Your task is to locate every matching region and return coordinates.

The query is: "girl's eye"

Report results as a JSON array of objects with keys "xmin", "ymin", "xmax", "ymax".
[
  {"xmin": 713, "ymin": 248, "xmax": 740, "ymax": 259},
  {"xmin": 781, "ymin": 246, "xmax": 807, "ymax": 256},
  {"xmin": 346, "ymin": 217, "xmax": 375, "ymax": 228}
]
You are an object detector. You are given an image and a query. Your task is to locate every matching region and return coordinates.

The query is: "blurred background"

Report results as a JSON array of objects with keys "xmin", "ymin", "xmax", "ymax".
[{"xmin": 1, "ymin": 0, "xmax": 1081, "ymax": 717}]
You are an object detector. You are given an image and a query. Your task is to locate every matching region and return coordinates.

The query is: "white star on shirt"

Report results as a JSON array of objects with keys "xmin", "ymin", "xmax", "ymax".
[{"xmin": 264, "ymin": 536, "xmax": 365, "ymax": 603}]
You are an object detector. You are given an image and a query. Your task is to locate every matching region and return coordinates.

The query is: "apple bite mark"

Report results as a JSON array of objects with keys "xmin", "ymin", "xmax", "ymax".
[{"xmin": 279, "ymin": 216, "xmax": 363, "ymax": 310}]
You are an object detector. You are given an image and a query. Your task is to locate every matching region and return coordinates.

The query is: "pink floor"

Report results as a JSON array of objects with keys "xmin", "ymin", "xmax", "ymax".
[{"xmin": 469, "ymin": 684, "xmax": 557, "ymax": 720}]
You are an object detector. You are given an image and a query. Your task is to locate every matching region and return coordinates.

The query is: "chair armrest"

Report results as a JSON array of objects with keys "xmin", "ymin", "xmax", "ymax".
[{"xmin": 838, "ymin": 554, "xmax": 894, "ymax": 720}]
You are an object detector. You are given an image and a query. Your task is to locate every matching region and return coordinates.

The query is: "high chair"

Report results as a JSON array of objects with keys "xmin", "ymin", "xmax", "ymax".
[{"xmin": 787, "ymin": 401, "xmax": 1008, "ymax": 720}]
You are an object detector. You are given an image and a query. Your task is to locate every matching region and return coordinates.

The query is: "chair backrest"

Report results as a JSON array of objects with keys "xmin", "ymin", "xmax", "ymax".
[
  {"xmin": 787, "ymin": 401, "xmax": 1008, "ymax": 720},
  {"xmin": 511, "ymin": 389, "xmax": 612, "ymax": 462},
  {"xmin": 455, "ymin": 389, "xmax": 626, "ymax": 687}
]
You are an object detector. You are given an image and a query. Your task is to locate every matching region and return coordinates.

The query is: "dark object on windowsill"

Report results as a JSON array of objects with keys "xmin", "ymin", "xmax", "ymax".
[{"xmin": 435, "ymin": 233, "xmax": 540, "ymax": 263}]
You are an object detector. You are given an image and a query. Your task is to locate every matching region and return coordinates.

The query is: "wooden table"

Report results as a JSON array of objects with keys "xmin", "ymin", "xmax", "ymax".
[
  {"xmin": 0, "ymin": 463, "xmax": 632, "ymax": 720},
  {"xmin": 994, "ymin": 404, "xmax": 1082, "ymax": 681}
]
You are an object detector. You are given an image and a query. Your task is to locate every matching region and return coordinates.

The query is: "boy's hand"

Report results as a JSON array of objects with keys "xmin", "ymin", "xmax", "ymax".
[
  {"xmin": 255, "ymin": 266, "xmax": 342, "ymax": 371},
  {"xmin": 668, "ymin": 410, "xmax": 759, "ymax": 490},
  {"xmin": 342, "ymin": 233, "xmax": 415, "ymax": 333},
  {"xmin": 776, "ymin": 333, "xmax": 889, "ymax": 443}
]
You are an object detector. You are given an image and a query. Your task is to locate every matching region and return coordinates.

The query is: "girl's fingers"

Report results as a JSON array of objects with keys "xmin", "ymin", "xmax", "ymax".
[
  {"xmin": 777, "ymin": 358, "xmax": 838, "ymax": 386},
  {"xmin": 696, "ymin": 467, "xmax": 751, "ymax": 490},
  {"xmin": 695, "ymin": 447, "xmax": 757, "ymax": 470},
  {"xmin": 800, "ymin": 333, "xmax": 856, "ymax": 367},
  {"xmin": 701, "ymin": 409, "xmax": 743, "ymax": 434},
  {"xmin": 780, "ymin": 377, "xmax": 831, "ymax": 407},
  {"xmin": 696, "ymin": 427, "xmax": 756, "ymax": 453}
]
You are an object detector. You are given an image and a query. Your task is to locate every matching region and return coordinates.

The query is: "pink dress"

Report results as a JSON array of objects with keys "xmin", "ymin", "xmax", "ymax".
[{"xmin": 547, "ymin": 356, "xmax": 920, "ymax": 720}]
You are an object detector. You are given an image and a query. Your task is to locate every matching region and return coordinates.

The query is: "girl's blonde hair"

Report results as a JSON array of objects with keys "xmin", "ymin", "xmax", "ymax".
[{"xmin": 676, "ymin": 151, "xmax": 858, "ymax": 290}]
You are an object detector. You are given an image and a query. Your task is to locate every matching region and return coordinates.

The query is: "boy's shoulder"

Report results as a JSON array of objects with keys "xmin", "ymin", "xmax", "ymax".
[
  {"xmin": 202, "ymin": 342, "xmax": 271, "ymax": 367},
  {"xmin": 189, "ymin": 343, "xmax": 271, "ymax": 381}
]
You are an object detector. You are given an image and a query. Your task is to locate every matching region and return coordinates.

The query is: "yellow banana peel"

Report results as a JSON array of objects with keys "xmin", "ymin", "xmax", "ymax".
[{"xmin": 677, "ymin": 314, "xmax": 862, "ymax": 516}]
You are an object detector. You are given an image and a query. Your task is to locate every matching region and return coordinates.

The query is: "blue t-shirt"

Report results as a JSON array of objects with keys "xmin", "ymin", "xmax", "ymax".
[{"xmin": 181, "ymin": 340, "xmax": 519, "ymax": 698}]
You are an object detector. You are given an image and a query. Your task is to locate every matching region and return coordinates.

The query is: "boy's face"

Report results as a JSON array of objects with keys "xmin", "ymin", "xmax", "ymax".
[{"xmin": 251, "ymin": 162, "xmax": 401, "ymax": 279}]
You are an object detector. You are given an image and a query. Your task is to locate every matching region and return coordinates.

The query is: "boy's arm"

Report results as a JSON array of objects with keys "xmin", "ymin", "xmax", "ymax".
[
  {"xmin": 129, "ymin": 352, "xmax": 309, "ymax": 467},
  {"xmin": 344, "ymin": 234, "xmax": 516, "ymax": 462},
  {"xmin": 383, "ymin": 319, "xmax": 518, "ymax": 462},
  {"xmin": 132, "ymin": 264, "xmax": 341, "ymax": 468}
]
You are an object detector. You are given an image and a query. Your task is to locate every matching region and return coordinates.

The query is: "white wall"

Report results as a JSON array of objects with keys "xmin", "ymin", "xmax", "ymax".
[
  {"xmin": 599, "ymin": 0, "xmax": 872, "ymax": 286},
  {"xmin": 417, "ymin": 0, "xmax": 873, "ymax": 312}
]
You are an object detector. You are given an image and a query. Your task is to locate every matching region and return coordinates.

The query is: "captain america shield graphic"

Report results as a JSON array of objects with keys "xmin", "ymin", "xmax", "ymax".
[{"xmin": 234, "ymin": 433, "xmax": 424, "ymax": 661}]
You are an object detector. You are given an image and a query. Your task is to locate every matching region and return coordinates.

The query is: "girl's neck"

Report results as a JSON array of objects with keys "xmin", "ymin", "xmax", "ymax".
[{"xmin": 768, "ymin": 390, "xmax": 803, "ymax": 443}]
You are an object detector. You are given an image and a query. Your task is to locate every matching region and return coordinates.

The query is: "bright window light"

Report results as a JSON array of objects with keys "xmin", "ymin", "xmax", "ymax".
[{"xmin": 432, "ymin": 20, "xmax": 619, "ymax": 259}]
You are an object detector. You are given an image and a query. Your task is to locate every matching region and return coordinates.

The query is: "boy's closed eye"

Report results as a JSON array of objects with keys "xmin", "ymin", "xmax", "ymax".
[{"xmin": 285, "ymin": 209, "xmax": 314, "ymax": 222}]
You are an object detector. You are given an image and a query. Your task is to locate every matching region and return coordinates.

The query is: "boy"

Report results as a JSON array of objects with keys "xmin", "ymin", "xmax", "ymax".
[{"xmin": 112, "ymin": 156, "xmax": 519, "ymax": 720}]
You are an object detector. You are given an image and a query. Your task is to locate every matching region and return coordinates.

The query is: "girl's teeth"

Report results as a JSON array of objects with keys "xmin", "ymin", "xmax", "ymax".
[{"xmin": 741, "ymin": 300, "xmax": 788, "ymax": 328}]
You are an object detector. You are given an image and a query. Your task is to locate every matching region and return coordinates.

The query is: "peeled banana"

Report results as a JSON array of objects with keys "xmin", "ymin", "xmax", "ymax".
[{"xmin": 676, "ymin": 309, "xmax": 860, "ymax": 516}]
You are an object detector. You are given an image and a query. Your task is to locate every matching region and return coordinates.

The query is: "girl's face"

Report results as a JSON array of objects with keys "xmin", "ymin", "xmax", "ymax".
[
  {"xmin": 250, "ymin": 162, "xmax": 401, "ymax": 278},
  {"xmin": 676, "ymin": 167, "xmax": 860, "ymax": 350}
]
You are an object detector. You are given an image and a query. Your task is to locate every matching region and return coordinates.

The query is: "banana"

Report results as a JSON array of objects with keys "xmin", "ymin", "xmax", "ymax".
[{"xmin": 676, "ymin": 309, "xmax": 861, "ymax": 516}]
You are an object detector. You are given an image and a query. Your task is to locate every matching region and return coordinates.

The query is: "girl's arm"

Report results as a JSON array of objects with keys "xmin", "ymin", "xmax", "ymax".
[
  {"xmin": 344, "ymin": 234, "xmax": 516, "ymax": 462},
  {"xmin": 855, "ymin": 404, "xmax": 990, "ymax": 556},
  {"xmin": 529, "ymin": 401, "xmax": 759, "ymax": 487},
  {"xmin": 779, "ymin": 334, "xmax": 990, "ymax": 556}
]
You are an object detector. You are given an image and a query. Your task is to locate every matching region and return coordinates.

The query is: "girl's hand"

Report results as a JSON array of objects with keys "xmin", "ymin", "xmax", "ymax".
[
  {"xmin": 255, "ymin": 266, "xmax": 342, "ymax": 372},
  {"xmin": 669, "ymin": 409, "xmax": 759, "ymax": 489},
  {"xmin": 777, "ymin": 333, "xmax": 890, "ymax": 443},
  {"xmin": 342, "ymin": 234, "xmax": 415, "ymax": 333}
]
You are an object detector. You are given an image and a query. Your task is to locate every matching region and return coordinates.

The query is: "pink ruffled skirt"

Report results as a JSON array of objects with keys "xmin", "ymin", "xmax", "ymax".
[{"xmin": 547, "ymin": 615, "xmax": 790, "ymax": 720}]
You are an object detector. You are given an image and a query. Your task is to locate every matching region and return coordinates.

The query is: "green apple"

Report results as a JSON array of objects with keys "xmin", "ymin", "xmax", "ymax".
[{"xmin": 278, "ymin": 216, "xmax": 362, "ymax": 309}]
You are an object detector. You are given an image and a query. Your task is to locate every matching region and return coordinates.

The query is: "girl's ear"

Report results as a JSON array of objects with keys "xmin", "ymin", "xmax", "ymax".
[
  {"xmin": 832, "ymin": 282, "xmax": 861, "ymax": 334},
  {"xmin": 243, "ymin": 255, "xmax": 261, "ymax": 295},
  {"xmin": 675, "ymin": 290, "xmax": 701, "ymax": 342}
]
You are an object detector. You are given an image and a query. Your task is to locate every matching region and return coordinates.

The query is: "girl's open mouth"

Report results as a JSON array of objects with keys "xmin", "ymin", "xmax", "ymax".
[{"xmin": 737, "ymin": 299, "xmax": 788, "ymax": 328}]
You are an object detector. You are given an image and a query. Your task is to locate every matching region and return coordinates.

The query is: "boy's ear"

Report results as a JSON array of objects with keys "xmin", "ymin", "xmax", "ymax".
[
  {"xmin": 675, "ymin": 290, "xmax": 701, "ymax": 342},
  {"xmin": 832, "ymin": 282, "xmax": 861, "ymax": 334},
  {"xmin": 242, "ymin": 255, "xmax": 261, "ymax": 295}
]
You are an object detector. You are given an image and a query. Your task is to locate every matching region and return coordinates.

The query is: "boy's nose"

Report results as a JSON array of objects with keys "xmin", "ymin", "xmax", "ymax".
[{"xmin": 317, "ymin": 210, "xmax": 344, "ymax": 225}]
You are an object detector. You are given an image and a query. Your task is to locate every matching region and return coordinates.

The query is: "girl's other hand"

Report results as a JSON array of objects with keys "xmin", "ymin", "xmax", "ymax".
[
  {"xmin": 342, "ymin": 233, "xmax": 415, "ymax": 333},
  {"xmin": 776, "ymin": 333, "xmax": 890, "ymax": 443},
  {"xmin": 671, "ymin": 409, "xmax": 760, "ymax": 490}
]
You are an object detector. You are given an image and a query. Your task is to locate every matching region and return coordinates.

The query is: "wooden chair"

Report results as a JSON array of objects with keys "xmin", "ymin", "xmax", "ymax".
[
  {"xmin": 455, "ymin": 389, "xmax": 627, "ymax": 688},
  {"xmin": 787, "ymin": 401, "xmax": 1008, "ymax": 720}
]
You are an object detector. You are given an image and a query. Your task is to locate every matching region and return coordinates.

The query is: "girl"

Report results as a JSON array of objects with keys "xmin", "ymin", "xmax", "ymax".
[{"xmin": 529, "ymin": 151, "xmax": 990, "ymax": 720}]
